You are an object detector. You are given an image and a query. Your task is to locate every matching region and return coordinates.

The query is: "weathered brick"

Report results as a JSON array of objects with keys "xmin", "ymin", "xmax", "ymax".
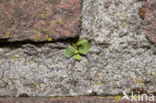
[
  {"xmin": 0, "ymin": 97, "xmax": 116, "ymax": 103},
  {"xmin": 0, "ymin": 97, "xmax": 156, "ymax": 103},
  {"xmin": 144, "ymin": 0, "xmax": 156, "ymax": 44},
  {"xmin": 0, "ymin": 0, "xmax": 81, "ymax": 41}
]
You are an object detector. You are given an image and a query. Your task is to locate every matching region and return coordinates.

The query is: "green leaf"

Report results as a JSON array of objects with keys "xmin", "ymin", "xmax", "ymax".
[
  {"xmin": 64, "ymin": 46, "xmax": 76, "ymax": 58},
  {"xmin": 78, "ymin": 40, "xmax": 90, "ymax": 55},
  {"xmin": 74, "ymin": 54, "xmax": 82, "ymax": 61},
  {"xmin": 75, "ymin": 41, "xmax": 81, "ymax": 46}
]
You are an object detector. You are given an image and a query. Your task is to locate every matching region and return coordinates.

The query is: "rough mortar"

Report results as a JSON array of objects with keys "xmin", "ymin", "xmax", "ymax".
[{"xmin": 0, "ymin": 0, "xmax": 156, "ymax": 96}]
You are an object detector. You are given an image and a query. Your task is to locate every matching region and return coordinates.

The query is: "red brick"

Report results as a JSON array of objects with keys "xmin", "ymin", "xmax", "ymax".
[
  {"xmin": 144, "ymin": 0, "xmax": 156, "ymax": 44},
  {"xmin": 0, "ymin": 0, "xmax": 81, "ymax": 41},
  {"xmin": 0, "ymin": 97, "xmax": 116, "ymax": 103},
  {"xmin": 0, "ymin": 97, "xmax": 156, "ymax": 103}
]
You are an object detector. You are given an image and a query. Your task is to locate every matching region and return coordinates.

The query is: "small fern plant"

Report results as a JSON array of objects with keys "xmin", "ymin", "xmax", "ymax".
[{"xmin": 64, "ymin": 39, "xmax": 90, "ymax": 61}]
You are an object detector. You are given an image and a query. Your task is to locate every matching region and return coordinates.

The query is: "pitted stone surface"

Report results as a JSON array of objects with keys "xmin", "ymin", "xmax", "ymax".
[
  {"xmin": 0, "ymin": 0, "xmax": 156, "ymax": 97},
  {"xmin": 0, "ymin": 0, "xmax": 81, "ymax": 41}
]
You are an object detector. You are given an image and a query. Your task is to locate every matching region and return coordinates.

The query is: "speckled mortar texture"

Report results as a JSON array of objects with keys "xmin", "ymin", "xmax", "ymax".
[{"xmin": 0, "ymin": 0, "xmax": 156, "ymax": 97}]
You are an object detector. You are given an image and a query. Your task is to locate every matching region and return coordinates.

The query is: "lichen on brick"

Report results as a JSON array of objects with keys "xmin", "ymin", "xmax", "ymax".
[{"xmin": 0, "ymin": 0, "xmax": 81, "ymax": 41}]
